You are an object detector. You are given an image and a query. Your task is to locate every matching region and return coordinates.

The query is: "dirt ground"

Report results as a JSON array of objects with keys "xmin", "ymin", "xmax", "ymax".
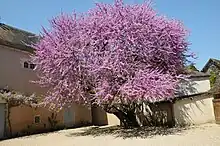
[{"xmin": 1, "ymin": 123, "xmax": 220, "ymax": 146}]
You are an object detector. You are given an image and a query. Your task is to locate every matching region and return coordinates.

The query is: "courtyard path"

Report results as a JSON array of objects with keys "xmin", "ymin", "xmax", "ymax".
[{"xmin": 1, "ymin": 123, "xmax": 220, "ymax": 146}]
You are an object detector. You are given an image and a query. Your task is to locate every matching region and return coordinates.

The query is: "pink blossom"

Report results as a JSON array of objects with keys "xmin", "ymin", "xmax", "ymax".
[{"xmin": 33, "ymin": 0, "xmax": 191, "ymax": 108}]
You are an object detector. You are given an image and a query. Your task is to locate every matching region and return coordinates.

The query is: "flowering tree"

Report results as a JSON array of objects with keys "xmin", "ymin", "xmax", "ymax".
[{"xmin": 34, "ymin": 0, "xmax": 192, "ymax": 127}]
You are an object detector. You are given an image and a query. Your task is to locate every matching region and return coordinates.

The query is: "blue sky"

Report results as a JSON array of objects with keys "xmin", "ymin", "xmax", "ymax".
[{"xmin": 1, "ymin": 0, "xmax": 220, "ymax": 70}]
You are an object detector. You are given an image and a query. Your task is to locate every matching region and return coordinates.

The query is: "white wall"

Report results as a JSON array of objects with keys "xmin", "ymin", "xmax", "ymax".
[
  {"xmin": 106, "ymin": 113, "xmax": 120, "ymax": 125},
  {"xmin": 173, "ymin": 95, "xmax": 215, "ymax": 125},
  {"xmin": 173, "ymin": 77, "xmax": 215, "ymax": 125},
  {"xmin": 176, "ymin": 77, "xmax": 210, "ymax": 97}
]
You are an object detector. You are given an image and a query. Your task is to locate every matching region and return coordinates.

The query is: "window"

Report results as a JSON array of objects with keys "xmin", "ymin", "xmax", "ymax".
[
  {"xmin": 23, "ymin": 61, "xmax": 36, "ymax": 70},
  {"xmin": 24, "ymin": 62, "xmax": 29, "ymax": 68},
  {"xmin": 30, "ymin": 63, "xmax": 36, "ymax": 69},
  {"xmin": 34, "ymin": 115, "xmax": 41, "ymax": 124}
]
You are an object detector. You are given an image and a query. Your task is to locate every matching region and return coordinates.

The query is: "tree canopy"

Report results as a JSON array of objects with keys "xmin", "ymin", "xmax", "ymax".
[{"xmin": 34, "ymin": 0, "xmax": 192, "ymax": 117}]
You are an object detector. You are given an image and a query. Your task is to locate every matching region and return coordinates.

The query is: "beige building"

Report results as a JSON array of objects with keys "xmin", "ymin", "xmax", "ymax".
[
  {"xmin": 8, "ymin": 103, "xmax": 92, "ymax": 136},
  {"xmin": 0, "ymin": 23, "xmax": 94, "ymax": 138}
]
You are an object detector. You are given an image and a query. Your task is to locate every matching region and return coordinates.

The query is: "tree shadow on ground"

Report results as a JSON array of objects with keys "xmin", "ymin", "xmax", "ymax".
[{"xmin": 66, "ymin": 125, "xmax": 193, "ymax": 139}]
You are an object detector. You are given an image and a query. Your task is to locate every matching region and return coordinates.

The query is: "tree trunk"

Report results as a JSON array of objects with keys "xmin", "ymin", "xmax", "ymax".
[
  {"xmin": 110, "ymin": 103, "xmax": 159, "ymax": 128},
  {"xmin": 7, "ymin": 106, "xmax": 12, "ymax": 137},
  {"xmin": 112, "ymin": 109, "xmax": 140, "ymax": 128}
]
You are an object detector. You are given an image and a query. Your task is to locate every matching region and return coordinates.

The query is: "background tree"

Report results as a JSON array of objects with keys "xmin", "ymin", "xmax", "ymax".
[
  {"xmin": 186, "ymin": 63, "xmax": 198, "ymax": 71},
  {"xmin": 33, "ymin": 0, "xmax": 193, "ymax": 127},
  {"xmin": 210, "ymin": 71, "xmax": 217, "ymax": 87}
]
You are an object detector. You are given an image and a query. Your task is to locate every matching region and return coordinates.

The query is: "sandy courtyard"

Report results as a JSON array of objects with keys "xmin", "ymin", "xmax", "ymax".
[{"xmin": 1, "ymin": 123, "xmax": 220, "ymax": 146}]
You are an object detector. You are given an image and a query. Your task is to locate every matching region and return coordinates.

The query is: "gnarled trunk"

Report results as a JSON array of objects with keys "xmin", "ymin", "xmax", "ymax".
[
  {"xmin": 107, "ymin": 102, "xmax": 157, "ymax": 128},
  {"xmin": 112, "ymin": 109, "xmax": 140, "ymax": 128}
]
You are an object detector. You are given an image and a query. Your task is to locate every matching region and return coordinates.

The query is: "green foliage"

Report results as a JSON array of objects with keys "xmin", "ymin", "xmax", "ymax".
[
  {"xmin": 210, "ymin": 71, "xmax": 217, "ymax": 87},
  {"xmin": 186, "ymin": 64, "xmax": 198, "ymax": 71}
]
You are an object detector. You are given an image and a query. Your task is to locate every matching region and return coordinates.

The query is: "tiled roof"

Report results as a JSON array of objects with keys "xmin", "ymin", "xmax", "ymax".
[
  {"xmin": 187, "ymin": 70, "xmax": 210, "ymax": 78},
  {"xmin": 183, "ymin": 67, "xmax": 210, "ymax": 78},
  {"xmin": 0, "ymin": 23, "xmax": 39, "ymax": 53},
  {"xmin": 201, "ymin": 58, "xmax": 220, "ymax": 73}
]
